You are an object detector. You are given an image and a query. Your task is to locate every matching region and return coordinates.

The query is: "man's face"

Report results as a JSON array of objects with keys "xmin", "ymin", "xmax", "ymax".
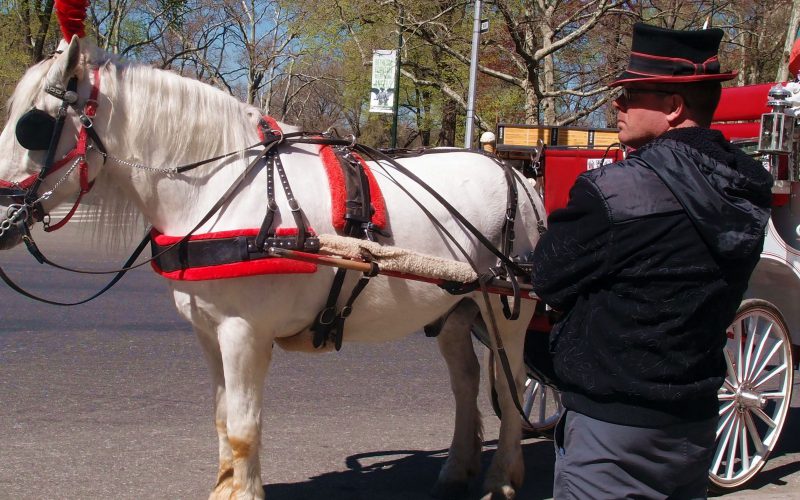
[{"xmin": 613, "ymin": 85, "xmax": 676, "ymax": 149}]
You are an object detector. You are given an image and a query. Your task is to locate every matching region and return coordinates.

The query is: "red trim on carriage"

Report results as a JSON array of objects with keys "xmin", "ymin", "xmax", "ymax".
[
  {"xmin": 150, "ymin": 227, "xmax": 317, "ymax": 281},
  {"xmin": 713, "ymin": 85, "xmax": 772, "ymax": 122}
]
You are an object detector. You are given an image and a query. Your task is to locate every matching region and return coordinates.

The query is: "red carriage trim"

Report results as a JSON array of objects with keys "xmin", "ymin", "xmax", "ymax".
[
  {"xmin": 150, "ymin": 227, "xmax": 317, "ymax": 281},
  {"xmin": 790, "ymin": 38, "xmax": 800, "ymax": 78}
]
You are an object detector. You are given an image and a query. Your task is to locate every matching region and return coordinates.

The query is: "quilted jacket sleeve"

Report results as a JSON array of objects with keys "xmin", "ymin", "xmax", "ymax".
[{"xmin": 531, "ymin": 174, "xmax": 612, "ymax": 311}]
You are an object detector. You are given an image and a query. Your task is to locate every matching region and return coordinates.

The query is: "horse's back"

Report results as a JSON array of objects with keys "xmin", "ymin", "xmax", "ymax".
[{"xmin": 370, "ymin": 150, "xmax": 541, "ymax": 263}]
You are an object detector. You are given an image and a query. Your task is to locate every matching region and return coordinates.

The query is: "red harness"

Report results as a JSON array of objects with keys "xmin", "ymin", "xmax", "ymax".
[{"xmin": 151, "ymin": 120, "xmax": 387, "ymax": 281}]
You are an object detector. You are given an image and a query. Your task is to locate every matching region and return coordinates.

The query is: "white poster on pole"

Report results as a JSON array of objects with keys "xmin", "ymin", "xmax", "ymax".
[{"xmin": 370, "ymin": 50, "xmax": 396, "ymax": 114}]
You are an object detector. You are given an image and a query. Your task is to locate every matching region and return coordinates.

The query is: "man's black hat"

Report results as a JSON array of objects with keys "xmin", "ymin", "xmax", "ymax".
[{"xmin": 610, "ymin": 23, "xmax": 737, "ymax": 87}]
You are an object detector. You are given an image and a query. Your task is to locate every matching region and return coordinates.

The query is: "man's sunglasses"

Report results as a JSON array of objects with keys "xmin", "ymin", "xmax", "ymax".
[{"xmin": 617, "ymin": 88, "xmax": 675, "ymax": 103}]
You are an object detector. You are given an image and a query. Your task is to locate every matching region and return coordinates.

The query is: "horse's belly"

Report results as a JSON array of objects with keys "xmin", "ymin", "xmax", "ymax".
[{"xmin": 166, "ymin": 272, "xmax": 463, "ymax": 344}]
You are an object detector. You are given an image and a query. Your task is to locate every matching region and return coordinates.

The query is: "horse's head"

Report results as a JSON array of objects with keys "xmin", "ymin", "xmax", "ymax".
[{"xmin": 0, "ymin": 36, "xmax": 105, "ymax": 249}]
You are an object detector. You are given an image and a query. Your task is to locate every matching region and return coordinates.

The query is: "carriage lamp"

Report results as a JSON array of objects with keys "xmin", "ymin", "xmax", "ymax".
[
  {"xmin": 759, "ymin": 85, "xmax": 795, "ymax": 155},
  {"xmin": 759, "ymin": 84, "xmax": 798, "ymax": 182}
]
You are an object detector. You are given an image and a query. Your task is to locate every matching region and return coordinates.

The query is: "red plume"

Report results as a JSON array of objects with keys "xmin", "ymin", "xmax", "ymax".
[{"xmin": 54, "ymin": 0, "xmax": 90, "ymax": 40}]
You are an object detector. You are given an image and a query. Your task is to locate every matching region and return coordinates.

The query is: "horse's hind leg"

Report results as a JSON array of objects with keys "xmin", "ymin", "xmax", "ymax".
[
  {"xmin": 479, "ymin": 298, "xmax": 530, "ymax": 500},
  {"xmin": 431, "ymin": 299, "xmax": 483, "ymax": 500}
]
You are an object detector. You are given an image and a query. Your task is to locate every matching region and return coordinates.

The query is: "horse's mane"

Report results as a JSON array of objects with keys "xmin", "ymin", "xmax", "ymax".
[
  {"xmin": 110, "ymin": 62, "xmax": 261, "ymax": 167},
  {"xmin": 82, "ymin": 44, "xmax": 265, "ymax": 247}
]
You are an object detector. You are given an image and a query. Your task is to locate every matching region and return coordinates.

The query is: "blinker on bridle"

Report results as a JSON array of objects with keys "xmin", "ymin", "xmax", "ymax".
[
  {"xmin": 15, "ymin": 108, "xmax": 59, "ymax": 151},
  {"xmin": 15, "ymin": 78, "xmax": 81, "ymax": 152}
]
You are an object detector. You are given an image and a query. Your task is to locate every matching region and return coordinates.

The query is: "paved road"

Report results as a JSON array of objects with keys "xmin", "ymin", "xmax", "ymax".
[{"xmin": 0, "ymin": 225, "xmax": 798, "ymax": 499}]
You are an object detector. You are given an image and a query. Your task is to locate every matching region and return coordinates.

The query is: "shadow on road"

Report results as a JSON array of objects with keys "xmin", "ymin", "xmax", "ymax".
[{"xmin": 264, "ymin": 439, "xmax": 555, "ymax": 500}]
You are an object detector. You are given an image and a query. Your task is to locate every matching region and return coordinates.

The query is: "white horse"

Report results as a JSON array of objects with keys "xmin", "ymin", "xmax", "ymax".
[{"xmin": 0, "ymin": 36, "xmax": 543, "ymax": 499}]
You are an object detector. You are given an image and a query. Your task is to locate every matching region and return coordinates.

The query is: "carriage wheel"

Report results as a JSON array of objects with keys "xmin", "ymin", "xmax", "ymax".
[
  {"xmin": 709, "ymin": 299, "xmax": 795, "ymax": 491},
  {"xmin": 485, "ymin": 349, "xmax": 564, "ymax": 438}
]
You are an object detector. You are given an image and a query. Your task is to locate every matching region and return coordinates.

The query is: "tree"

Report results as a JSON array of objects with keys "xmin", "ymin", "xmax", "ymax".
[{"xmin": 776, "ymin": 0, "xmax": 799, "ymax": 82}]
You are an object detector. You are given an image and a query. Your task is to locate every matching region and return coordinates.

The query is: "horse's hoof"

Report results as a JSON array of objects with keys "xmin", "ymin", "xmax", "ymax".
[
  {"xmin": 431, "ymin": 479, "xmax": 469, "ymax": 500},
  {"xmin": 479, "ymin": 485, "xmax": 516, "ymax": 500}
]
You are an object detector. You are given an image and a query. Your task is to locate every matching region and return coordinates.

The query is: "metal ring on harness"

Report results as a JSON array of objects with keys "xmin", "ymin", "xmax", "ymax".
[
  {"xmin": 270, "ymin": 129, "xmax": 285, "ymax": 145},
  {"xmin": 317, "ymin": 306, "xmax": 337, "ymax": 326}
]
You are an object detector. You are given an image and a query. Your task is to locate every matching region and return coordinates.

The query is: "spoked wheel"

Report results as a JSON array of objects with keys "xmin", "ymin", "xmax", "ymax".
[
  {"xmin": 710, "ymin": 299, "xmax": 795, "ymax": 491},
  {"xmin": 518, "ymin": 366, "xmax": 562, "ymax": 438}
]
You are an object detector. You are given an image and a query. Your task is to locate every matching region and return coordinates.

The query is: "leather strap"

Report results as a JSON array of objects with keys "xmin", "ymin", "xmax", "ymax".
[
  {"xmin": 151, "ymin": 234, "xmax": 320, "ymax": 272},
  {"xmin": 312, "ymin": 267, "xmax": 349, "ymax": 348},
  {"xmin": 255, "ymin": 148, "xmax": 309, "ymax": 251},
  {"xmin": 0, "ymin": 231, "xmax": 151, "ymax": 306}
]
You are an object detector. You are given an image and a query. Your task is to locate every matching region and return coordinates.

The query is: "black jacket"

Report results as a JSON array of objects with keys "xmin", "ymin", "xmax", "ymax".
[{"xmin": 532, "ymin": 127, "xmax": 772, "ymax": 427}]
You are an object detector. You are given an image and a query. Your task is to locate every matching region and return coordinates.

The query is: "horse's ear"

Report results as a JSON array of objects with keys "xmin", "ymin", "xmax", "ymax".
[{"xmin": 47, "ymin": 35, "xmax": 83, "ymax": 86}]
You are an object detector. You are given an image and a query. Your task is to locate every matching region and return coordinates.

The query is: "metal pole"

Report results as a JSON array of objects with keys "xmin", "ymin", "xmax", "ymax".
[
  {"xmin": 464, "ymin": 0, "xmax": 482, "ymax": 149},
  {"xmin": 390, "ymin": 8, "xmax": 403, "ymax": 149}
]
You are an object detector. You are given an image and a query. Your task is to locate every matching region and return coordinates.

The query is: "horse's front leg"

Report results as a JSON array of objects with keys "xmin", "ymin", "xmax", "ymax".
[
  {"xmin": 431, "ymin": 300, "xmax": 483, "ymax": 500},
  {"xmin": 193, "ymin": 324, "xmax": 236, "ymax": 498},
  {"xmin": 481, "ymin": 303, "xmax": 529, "ymax": 500},
  {"xmin": 216, "ymin": 317, "xmax": 273, "ymax": 499}
]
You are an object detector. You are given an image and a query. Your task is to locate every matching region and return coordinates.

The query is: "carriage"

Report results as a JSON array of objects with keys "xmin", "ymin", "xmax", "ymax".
[{"xmin": 488, "ymin": 81, "xmax": 800, "ymax": 493}]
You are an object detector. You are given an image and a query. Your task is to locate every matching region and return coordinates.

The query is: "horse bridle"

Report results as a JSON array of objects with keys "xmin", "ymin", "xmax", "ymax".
[{"xmin": 0, "ymin": 67, "xmax": 107, "ymax": 239}]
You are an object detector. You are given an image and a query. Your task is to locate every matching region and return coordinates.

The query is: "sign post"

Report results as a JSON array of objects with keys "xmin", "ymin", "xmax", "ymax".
[{"xmin": 464, "ymin": 0, "xmax": 483, "ymax": 149}]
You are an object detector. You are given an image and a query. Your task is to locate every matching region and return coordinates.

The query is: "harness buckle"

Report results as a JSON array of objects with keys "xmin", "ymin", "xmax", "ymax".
[{"xmin": 79, "ymin": 114, "xmax": 94, "ymax": 129}]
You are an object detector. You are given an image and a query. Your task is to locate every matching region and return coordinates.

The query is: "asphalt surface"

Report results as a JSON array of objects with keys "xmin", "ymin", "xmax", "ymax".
[{"xmin": 0, "ymin": 224, "xmax": 798, "ymax": 500}]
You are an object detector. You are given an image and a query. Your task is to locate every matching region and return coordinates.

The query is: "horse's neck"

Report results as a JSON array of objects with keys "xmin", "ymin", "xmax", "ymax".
[{"xmin": 102, "ymin": 64, "xmax": 268, "ymax": 235}]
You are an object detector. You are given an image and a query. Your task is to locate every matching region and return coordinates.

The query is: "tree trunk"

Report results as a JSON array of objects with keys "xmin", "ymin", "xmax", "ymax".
[
  {"xmin": 776, "ymin": 2, "xmax": 800, "ymax": 82},
  {"xmin": 437, "ymin": 96, "xmax": 457, "ymax": 146},
  {"xmin": 523, "ymin": 84, "xmax": 539, "ymax": 125},
  {"xmin": 539, "ymin": 54, "xmax": 556, "ymax": 124},
  {"xmin": 32, "ymin": 0, "xmax": 54, "ymax": 63}
]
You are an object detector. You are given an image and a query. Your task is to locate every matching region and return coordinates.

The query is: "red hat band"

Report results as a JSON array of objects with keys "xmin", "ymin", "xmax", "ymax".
[{"xmin": 627, "ymin": 52, "xmax": 721, "ymax": 78}]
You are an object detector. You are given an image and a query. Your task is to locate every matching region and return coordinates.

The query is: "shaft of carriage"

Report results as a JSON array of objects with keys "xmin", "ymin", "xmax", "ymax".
[{"xmin": 267, "ymin": 245, "xmax": 538, "ymax": 300}]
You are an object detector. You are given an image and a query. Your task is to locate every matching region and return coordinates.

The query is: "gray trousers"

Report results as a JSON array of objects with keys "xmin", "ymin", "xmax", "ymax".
[{"xmin": 553, "ymin": 410, "xmax": 716, "ymax": 500}]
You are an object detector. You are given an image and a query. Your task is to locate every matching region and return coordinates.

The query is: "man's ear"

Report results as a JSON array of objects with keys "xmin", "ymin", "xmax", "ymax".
[{"xmin": 665, "ymin": 93, "xmax": 692, "ymax": 127}]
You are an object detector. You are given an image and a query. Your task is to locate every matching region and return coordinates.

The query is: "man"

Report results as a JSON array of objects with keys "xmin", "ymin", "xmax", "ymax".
[{"xmin": 532, "ymin": 23, "xmax": 773, "ymax": 499}]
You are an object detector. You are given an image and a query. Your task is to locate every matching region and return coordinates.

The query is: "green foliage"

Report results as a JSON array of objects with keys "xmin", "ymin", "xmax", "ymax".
[{"xmin": 1, "ymin": 0, "xmax": 796, "ymax": 141}]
